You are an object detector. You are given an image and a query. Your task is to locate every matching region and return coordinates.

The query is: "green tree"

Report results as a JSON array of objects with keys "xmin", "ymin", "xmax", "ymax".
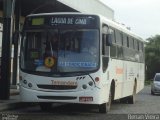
[{"xmin": 145, "ymin": 35, "xmax": 160, "ymax": 79}]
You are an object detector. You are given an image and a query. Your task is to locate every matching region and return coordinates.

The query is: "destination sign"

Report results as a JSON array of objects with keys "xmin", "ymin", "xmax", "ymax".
[
  {"xmin": 32, "ymin": 18, "xmax": 44, "ymax": 25},
  {"xmin": 25, "ymin": 15, "xmax": 99, "ymax": 28},
  {"xmin": 51, "ymin": 17, "xmax": 87, "ymax": 25}
]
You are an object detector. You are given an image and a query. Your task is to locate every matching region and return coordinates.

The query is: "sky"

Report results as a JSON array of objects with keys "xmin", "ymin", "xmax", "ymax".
[{"xmin": 100, "ymin": 0, "xmax": 160, "ymax": 40}]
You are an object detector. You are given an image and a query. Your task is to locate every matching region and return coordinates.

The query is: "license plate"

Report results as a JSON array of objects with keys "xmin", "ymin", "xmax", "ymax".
[{"xmin": 79, "ymin": 97, "xmax": 93, "ymax": 102}]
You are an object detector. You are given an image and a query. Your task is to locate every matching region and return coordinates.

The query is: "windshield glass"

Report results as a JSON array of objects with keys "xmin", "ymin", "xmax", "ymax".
[
  {"xmin": 155, "ymin": 75, "xmax": 160, "ymax": 81},
  {"xmin": 20, "ymin": 29, "xmax": 99, "ymax": 74}
]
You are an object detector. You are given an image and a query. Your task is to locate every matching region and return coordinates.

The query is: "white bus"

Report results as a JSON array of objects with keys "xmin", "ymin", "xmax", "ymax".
[{"xmin": 19, "ymin": 13, "xmax": 145, "ymax": 113}]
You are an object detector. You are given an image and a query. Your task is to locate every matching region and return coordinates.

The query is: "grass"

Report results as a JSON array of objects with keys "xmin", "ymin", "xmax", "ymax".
[{"xmin": 145, "ymin": 80, "xmax": 152, "ymax": 86}]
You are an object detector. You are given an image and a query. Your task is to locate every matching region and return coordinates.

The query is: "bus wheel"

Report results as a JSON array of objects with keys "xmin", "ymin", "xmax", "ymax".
[
  {"xmin": 39, "ymin": 102, "xmax": 52, "ymax": 111},
  {"xmin": 128, "ymin": 83, "xmax": 136, "ymax": 104},
  {"xmin": 151, "ymin": 90, "xmax": 155, "ymax": 95},
  {"xmin": 99, "ymin": 89, "xmax": 112, "ymax": 113},
  {"xmin": 120, "ymin": 97, "xmax": 128, "ymax": 104}
]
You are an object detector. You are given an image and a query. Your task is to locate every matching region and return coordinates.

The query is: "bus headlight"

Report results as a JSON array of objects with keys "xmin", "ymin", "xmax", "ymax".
[
  {"xmin": 88, "ymin": 81, "xmax": 93, "ymax": 86},
  {"xmin": 23, "ymin": 80, "xmax": 27, "ymax": 84},
  {"xmin": 82, "ymin": 84, "xmax": 87, "ymax": 89},
  {"xmin": 28, "ymin": 83, "xmax": 33, "ymax": 88}
]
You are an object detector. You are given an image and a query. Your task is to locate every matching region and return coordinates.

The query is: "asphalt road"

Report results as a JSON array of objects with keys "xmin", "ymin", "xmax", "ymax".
[{"xmin": 1, "ymin": 86, "xmax": 160, "ymax": 120}]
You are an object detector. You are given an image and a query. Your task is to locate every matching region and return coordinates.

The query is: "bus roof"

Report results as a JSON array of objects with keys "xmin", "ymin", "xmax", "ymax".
[
  {"xmin": 99, "ymin": 15, "xmax": 144, "ymax": 42},
  {"xmin": 27, "ymin": 12, "xmax": 144, "ymax": 42}
]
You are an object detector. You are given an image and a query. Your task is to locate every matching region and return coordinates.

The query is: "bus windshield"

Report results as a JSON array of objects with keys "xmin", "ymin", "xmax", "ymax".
[{"xmin": 20, "ymin": 29, "xmax": 99, "ymax": 74}]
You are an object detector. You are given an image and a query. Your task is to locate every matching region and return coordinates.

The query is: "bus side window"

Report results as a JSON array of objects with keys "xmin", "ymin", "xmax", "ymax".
[
  {"xmin": 120, "ymin": 32, "xmax": 123, "ymax": 46},
  {"xmin": 110, "ymin": 27, "xmax": 116, "ymax": 44},
  {"xmin": 102, "ymin": 25, "xmax": 107, "ymax": 55},
  {"xmin": 129, "ymin": 36, "xmax": 134, "ymax": 49},
  {"xmin": 102, "ymin": 25, "xmax": 112, "ymax": 56},
  {"xmin": 133, "ymin": 38, "xmax": 135, "ymax": 49},
  {"xmin": 102, "ymin": 34, "xmax": 109, "ymax": 72},
  {"xmin": 134, "ymin": 39, "xmax": 137, "ymax": 50},
  {"xmin": 127, "ymin": 36, "xmax": 129, "ymax": 48},
  {"xmin": 115, "ymin": 30, "xmax": 122, "ymax": 46},
  {"xmin": 123, "ymin": 34, "xmax": 128, "ymax": 47},
  {"xmin": 139, "ymin": 42, "xmax": 143, "ymax": 52},
  {"xmin": 109, "ymin": 28, "xmax": 117, "ymax": 58},
  {"xmin": 137, "ymin": 41, "xmax": 140, "ymax": 51},
  {"xmin": 102, "ymin": 34, "xmax": 107, "ymax": 55}
]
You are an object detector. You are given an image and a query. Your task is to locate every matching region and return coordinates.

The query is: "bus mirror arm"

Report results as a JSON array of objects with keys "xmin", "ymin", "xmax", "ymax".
[{"xmin": 106, "ymin": 34, "xmax": 113, "ymax": 46}]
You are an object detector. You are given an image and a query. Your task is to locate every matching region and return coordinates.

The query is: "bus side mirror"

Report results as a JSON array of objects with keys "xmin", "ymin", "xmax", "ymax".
[
  {"xmin": 12, "ymin": 31, "xmax": 21, "ymax": 45},
  {"xmin": 106, "ymin": 34, "xmax": 113, "ymax": 46}
]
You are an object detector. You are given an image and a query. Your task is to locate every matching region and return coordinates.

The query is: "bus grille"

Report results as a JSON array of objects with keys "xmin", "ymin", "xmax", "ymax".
[
  {"xmin": 37, "ymin": 85, "xmax": 77, "ymax": 90},
  {"xmin": 37, "ymin": 96, "xmax": 77, "ymax": 100}
]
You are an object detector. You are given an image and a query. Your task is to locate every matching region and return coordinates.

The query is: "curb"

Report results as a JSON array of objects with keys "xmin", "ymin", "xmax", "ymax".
[
  {"xmin": 10, "ymin": 92, "xmax": 19, "ymax": 96},
  {"xmin": 0, "ymin": 102, "xmax": 36, "ymax": 111}
]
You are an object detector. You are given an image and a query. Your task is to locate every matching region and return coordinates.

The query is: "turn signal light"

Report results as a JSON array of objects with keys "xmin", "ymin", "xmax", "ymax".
[
  {"xmin": 28, "ymin": 83, "xmax": 32, "ymax": 88},
  {"xmin": 95, "ymin": 77, "xmax": 100, "ymax": 82}
]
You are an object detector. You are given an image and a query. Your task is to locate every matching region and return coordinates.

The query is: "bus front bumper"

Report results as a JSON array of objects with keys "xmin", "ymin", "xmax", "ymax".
[{"xmin": 19, "ymin": 86, "xmax": 103, "ymax": 104}]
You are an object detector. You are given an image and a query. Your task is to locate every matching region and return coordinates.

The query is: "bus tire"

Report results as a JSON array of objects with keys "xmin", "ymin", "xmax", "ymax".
[
  {"xmin": 99, "ymin": 88, "xmax": 112, "ymax": 113},
  {"xmin": 151, "ymin": 90, "xmax": 155, "ymax": 95},
  {"xmin": 120, "ymin": 97, "xmax": 128, "ymax": 104},
  {"xmin": 128, "ymin": 82, "xmax": 136, "ymax": 104},
  {"xmin": 39, "ymin": 102, "xmax": 52, "ymax": 111}
]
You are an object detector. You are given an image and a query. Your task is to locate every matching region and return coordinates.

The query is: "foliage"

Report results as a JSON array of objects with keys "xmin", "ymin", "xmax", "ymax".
[
  {"xmin": 145, "ymin": 35, "xmax": 160, "ymax": 79},
  {"xmin": 145, "ymin": 80, "xmax": 151, "ymax": 86}
]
